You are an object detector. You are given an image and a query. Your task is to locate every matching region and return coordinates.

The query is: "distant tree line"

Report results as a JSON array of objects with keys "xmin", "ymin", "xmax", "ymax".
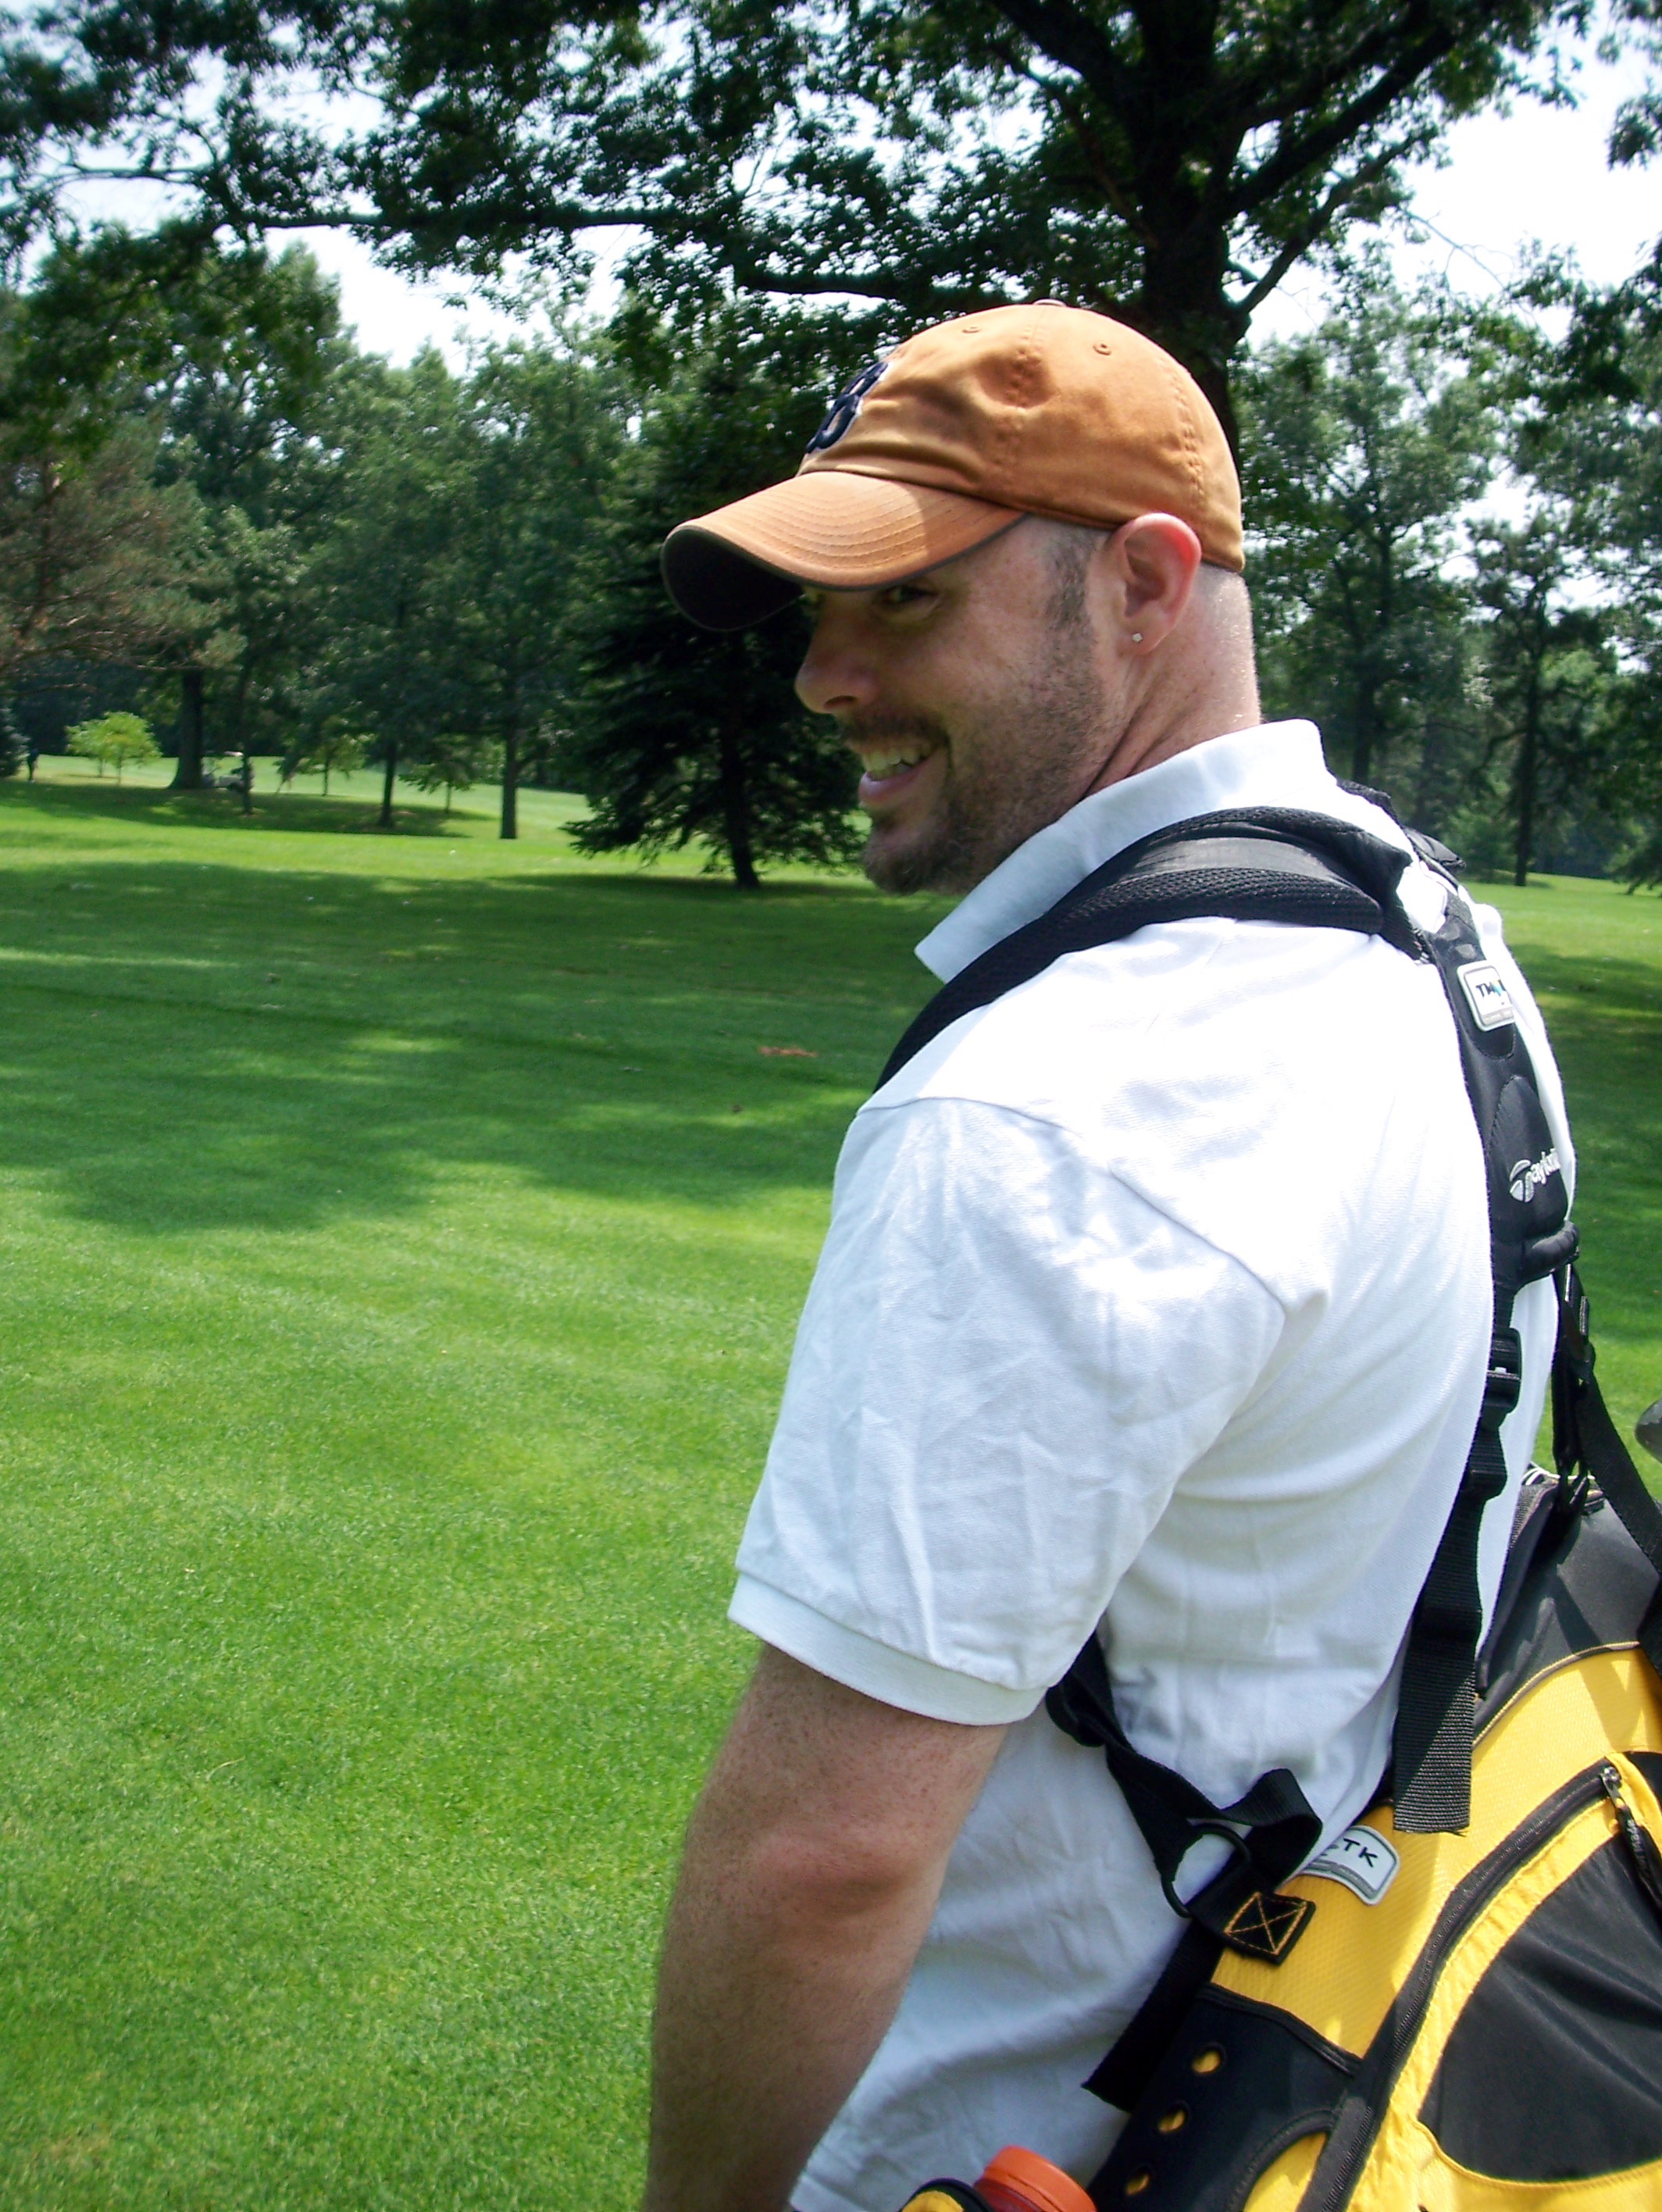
[
  {"xmin": 5, "ymin": 1, "xmax": 1660, "ymax": 882},
  {"xmin": 2, "ymin": 229, "xmax": 1659, "ymax": 885}
]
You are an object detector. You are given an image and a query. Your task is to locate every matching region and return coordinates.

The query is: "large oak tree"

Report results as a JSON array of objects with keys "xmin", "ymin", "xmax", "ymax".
[{"xmin": 2, "ymin": 1, "xmax": 1625, "ymax": 433}]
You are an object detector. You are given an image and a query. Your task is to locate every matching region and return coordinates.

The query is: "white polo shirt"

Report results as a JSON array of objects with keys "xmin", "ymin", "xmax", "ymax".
[{"xmin": 729, "ymin": 721, "xmax": 1571, "ymax": 2212}]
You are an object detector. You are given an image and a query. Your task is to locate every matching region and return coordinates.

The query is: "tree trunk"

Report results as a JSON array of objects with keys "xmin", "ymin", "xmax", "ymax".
[
  {"xmin": 1128, "ymin": 219, "xmax": 1246, "ymax": 456},
  {"xmin": 1514, "ymin": 676, "xmax": 1541, "ymax": 890},
  {"xmin": 380, "ymin": 741, "xmax": 398, "ymax": 828},
  {"xmin": 500, "ymin": 726, "xmax": 519, "ymax": 840},
  {"xmin": 1351, "ymin": 680, "xmax": 1386, "ymax": 788},
  {"xmin": 717, "ymin": 729, "xmax": 761, "ymax": 890},
  {"xmin": 172, "ymin": 666, "xmax": 206, "ymax": 790},
  {"xmin": 241, "ymin": 750, "xmax": 254, "ymax": 817}
]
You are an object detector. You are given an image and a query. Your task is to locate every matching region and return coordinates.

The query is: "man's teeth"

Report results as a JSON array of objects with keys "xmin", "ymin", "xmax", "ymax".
[{"xmin": 864, "ymin": 745, "xmax": 935, "ymax": 776}]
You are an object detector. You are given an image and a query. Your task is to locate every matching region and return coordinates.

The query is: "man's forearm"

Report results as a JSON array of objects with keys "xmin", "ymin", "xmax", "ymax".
[
  {"xmin": 643, "ymin": 1771, "xmax": 945, "ymax": 2212},
  {"xmin": 642, "ymin": 1648, "xmax": 1004, "ymax": 2212}
]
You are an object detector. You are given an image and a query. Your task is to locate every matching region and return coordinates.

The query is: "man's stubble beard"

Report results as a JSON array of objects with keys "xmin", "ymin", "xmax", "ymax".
[{"xmin": 860, "ymin": 625, "xmax": 1115, "ymax": 897}]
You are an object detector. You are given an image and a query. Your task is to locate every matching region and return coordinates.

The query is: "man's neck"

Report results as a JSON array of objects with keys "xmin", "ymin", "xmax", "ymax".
[{"xmin": 1086, "ymin": 684, "xmax": 1263, "ymax": 797}]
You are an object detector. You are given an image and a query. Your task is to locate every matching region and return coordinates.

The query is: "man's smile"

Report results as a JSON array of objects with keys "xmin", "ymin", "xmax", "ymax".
[{"xmin": 851, "ymin": 730, "xmax": 946, "ymax": 811}]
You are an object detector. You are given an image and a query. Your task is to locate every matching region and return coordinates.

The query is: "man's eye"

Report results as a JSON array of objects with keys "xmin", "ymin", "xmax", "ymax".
[{"xmin": 876, "ymin": 583, "xmax": 933, "ymax": 611}]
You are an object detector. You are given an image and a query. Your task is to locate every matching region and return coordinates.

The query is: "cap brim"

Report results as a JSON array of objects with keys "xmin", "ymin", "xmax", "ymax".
[{"xmin": 661, "ymin": 470, "xmax": 1024, "ymax": 630}]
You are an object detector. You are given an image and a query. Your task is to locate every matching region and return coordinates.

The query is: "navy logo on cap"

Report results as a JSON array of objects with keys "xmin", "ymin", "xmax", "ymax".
[{"xmin": 805, "ymin": 357, "xmax": 890, "ymax": 454}]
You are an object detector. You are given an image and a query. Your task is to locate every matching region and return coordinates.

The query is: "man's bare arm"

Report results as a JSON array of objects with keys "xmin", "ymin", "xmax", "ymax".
[{"xmin": 642, "ymin": 1644, "xmax": 1007, "ymax": 2212}]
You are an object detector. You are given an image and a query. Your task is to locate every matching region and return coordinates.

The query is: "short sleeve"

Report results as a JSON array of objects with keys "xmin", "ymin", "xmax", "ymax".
[{"xmin": 731, "ymin": 1094, "xmax": 1286, "ymax": 1719}]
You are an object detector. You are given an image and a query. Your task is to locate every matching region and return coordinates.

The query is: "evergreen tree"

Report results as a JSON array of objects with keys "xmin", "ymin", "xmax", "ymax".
[
  {"xmin": 564, "ymin": 312, "xmax": 861, "ymax": 888},
  {"xmin": 0, "ymin": 701, "xmax": 23, "ymax": 778}
]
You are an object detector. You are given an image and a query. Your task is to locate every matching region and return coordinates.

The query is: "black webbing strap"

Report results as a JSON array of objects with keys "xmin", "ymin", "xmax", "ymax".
[
  {"xmin": 878, "ymin": 808, "xmax": 1415, "ymax": 1090},
  {"xmin": 1047, "ymin": 1634, "xmax": 1324, "ymax": 1961},
  {"xmin": 1553, "ymin": 1263, "xmax": 1662, "ymax": 1676},
  {"xmin": 1389, "ymin": 1316, "xmax": 1520, "ymax": 1831}
]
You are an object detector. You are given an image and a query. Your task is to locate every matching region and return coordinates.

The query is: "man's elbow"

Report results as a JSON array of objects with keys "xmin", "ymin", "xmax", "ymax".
[{"xmin": 741, "ymin": 1820, "xmax": 940, "ymax": 1945}]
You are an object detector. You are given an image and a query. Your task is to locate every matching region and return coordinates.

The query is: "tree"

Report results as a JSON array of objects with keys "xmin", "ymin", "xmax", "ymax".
[
  {"xmin": 408, "ymin": 733, "xmax": 501, "ymax": 815},
  {"xmin": 0, "ymin": 416, "xmax": 210, "ymax": 690},
  {"xmin": 565, "ymin": 310, "xmax": 861, "ymax": 887},
  {"xmin": 66, "ymin": 708, "xmax": 159, "ymax": 783},
  {"xmin": 133, "ymin": 238, "xmax": 351, "ymax": 789},
  {"xmin": 0, "ymin": 701, "xmax": 23, "ymax": 778},
  {"xmin": 0, "ymin": 263, "xmax": 216, "ymax": 694},
  {"xmin": 0, "ymin": 231, "xmax": 349, "ymax": 785},
  {"xmin": 1468, "ymin": 516, "xmax": 1613, "ymax": 885},
  {"xmin": 0, "ymin": 3, "xmax": 1608, "ymax": 431},
  {"xmin": 1239, "ymin": 262, "xmax": 1492, "ymax": 799},
  {"xmin": 1471, "ymin": 270, "xmax": 1662, "ymax": 881},
  {"xmin": 305, "ymin": 349, "xmax": 476, "ymax": 829},
  {"xmin": 284, "ymin": 725, "xmax": 365, "ymax": 794},
  {"xmin": 447, "ymin": 338, "xmax": 624, "ymax": 838}
]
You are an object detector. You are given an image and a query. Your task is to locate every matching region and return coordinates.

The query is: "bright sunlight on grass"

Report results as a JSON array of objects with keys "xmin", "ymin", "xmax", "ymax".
[{"xmin": 0, "ymin": 763, "xmax": 1657, "ymax": 2208}]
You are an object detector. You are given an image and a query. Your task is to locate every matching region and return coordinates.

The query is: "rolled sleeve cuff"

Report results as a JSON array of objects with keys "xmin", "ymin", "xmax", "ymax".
[{"xmin": 728, "ymin": 1575, "xmax": 1043, "ymax": 1725}]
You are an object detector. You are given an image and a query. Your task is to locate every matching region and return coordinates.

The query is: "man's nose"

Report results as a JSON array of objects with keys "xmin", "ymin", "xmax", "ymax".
[{"xmin": 795, "ymin": 604, "xmax": 877, "ymax": 718}]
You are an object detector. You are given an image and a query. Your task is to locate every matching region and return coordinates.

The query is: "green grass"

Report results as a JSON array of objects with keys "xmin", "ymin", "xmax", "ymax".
[{"xmin": 0, "ymin": 762, "xmax": 1657, "ymax": 2209}]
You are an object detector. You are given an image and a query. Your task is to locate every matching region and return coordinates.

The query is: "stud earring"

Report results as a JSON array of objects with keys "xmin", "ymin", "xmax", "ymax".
[{"xmin": 1131, "ymin": 632, "xmax": 1143, "ymax": 643}]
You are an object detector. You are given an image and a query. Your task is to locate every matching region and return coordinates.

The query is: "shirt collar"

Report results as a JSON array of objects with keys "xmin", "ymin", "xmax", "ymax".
[{"xmin": 914, "ymin": 720, "xmax": 1414, "ymax": 983}]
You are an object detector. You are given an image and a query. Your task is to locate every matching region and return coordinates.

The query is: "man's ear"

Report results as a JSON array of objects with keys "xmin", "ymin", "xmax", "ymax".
[{"xmin": 1105, "ymin": 514, "xmax": 1204, "ymax": 655}]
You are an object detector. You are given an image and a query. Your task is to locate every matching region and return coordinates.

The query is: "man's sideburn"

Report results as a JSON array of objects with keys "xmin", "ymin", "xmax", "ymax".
[{"xmin": 861, "ymin": 533, "xmax": 1115, "ymax": 897}]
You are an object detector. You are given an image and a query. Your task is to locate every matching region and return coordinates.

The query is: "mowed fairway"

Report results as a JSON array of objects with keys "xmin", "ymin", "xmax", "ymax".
[{"xmin": 1, "ymin": 762, "xmax": 1658, "ymax": 2210}]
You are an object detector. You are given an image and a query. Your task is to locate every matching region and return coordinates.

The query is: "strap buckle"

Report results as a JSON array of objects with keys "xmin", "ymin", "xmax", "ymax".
[
  {"xmin": 1558, "ymin": 1265, "xmax": 1594, "ymax": 1386},
  {"xmin": 1481, "ymin": 1325, "xmax": 1522, "ymax": 1423}
]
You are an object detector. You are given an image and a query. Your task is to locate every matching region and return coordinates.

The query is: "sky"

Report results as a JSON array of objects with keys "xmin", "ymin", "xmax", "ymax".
[{"xmin": 283, "ymin": 30, "xmax": 1662, "ymax": 369}]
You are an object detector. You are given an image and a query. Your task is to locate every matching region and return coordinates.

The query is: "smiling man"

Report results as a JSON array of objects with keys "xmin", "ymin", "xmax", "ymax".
[{"xmin": 642, "ymin": 305, "xmax": 1568, "ymax": 2212}]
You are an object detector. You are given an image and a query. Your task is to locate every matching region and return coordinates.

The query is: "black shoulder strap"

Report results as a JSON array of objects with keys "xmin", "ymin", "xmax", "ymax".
[
  {"xmin": 877, "ymin": 804, "xmax": 1658, "ymax": 2011},
  {"xmin": 879, "ymin": 807, "xmax": 1417, "ymax": 1089},
  {"xmin": 880, "ymin": 807, "xmax": 1418, "ymax": 1985},
  {"xmin": 1387, "ymin": 867, "xmax": 1575, "ymax": 1831}
]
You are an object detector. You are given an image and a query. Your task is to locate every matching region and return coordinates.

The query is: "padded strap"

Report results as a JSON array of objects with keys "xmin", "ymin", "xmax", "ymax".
[
  {"xmin": 879, "ymin": 808, "xmax": 1414, "ymax": 1087},
  {"xmin": 1392, "ymin": 878, "xmax": 1576, "ymax": 1831}
]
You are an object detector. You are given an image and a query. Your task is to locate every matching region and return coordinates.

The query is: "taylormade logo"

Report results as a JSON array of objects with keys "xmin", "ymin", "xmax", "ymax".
[
  {"xmin": 1457, "ymin": 959, "xmax": 1514, "ymax": 1032},
  {"xmin": 1509, "ymin": 1147, "xmax": 1561, "ymax": 1204}
]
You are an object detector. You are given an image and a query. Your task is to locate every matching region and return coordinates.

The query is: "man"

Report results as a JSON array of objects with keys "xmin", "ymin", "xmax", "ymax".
[{"xmin": 644, "ymin": 305, "xmax": 1571, "ymax": 2212}]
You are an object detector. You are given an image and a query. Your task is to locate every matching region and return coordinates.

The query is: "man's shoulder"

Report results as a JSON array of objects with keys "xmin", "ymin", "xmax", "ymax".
[
  {"xmin": 876, "ymin": 903, "xmax": 1452, "ymax": 1131},
  {"xmin": 859, "ymin": 904, "xmax": 1480, "ymax": 1300}
]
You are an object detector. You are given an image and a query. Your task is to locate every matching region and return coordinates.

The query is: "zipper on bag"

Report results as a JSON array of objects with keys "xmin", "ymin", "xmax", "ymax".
[
  {"xmin": 1307, "ymin": 1762, "xmax": 1612, "ymax": 2212},
  {"xmin": 1600, "ymin": 1761, "xmax": 1662, "ymax": 1921}
]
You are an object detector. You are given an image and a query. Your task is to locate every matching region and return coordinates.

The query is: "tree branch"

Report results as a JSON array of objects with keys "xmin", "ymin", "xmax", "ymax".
[
  {"xmin": 1225, "ymin": 20, "xmax": 1459, "ymax": 219},
  {"xmin": 1047, "ymin": 85, "xmax": 1151, "ymax": 240},
  {"xmin": 986, "ymin": 0, "xmax": 1138, "ymax": 113},
  {"xmin": 1223, "ymin": 2, "xmax": 1445, "ymax": 134},
  {"xmin": 1229, "ymin": 137, "xmax": 1413, "ymax": 317}
]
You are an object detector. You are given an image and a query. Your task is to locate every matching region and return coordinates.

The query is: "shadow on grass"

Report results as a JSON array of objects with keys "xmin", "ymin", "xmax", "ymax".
[
  {"xmin": 1492, "ymin": 941, "xmax": 1662, "ymax": 1342},
  {"xmin": 9, "ymin": 776, "xmax": 469, "ymax": 837},
  {"xmin": 0, "ymin": 848, "xmax": 941, "ymax": 1237}
]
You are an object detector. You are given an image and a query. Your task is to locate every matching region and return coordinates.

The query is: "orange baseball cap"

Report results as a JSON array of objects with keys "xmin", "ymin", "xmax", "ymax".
[{"xmin": 662, "ymin": 301, "xmax": 1242, "ymax": 630}]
